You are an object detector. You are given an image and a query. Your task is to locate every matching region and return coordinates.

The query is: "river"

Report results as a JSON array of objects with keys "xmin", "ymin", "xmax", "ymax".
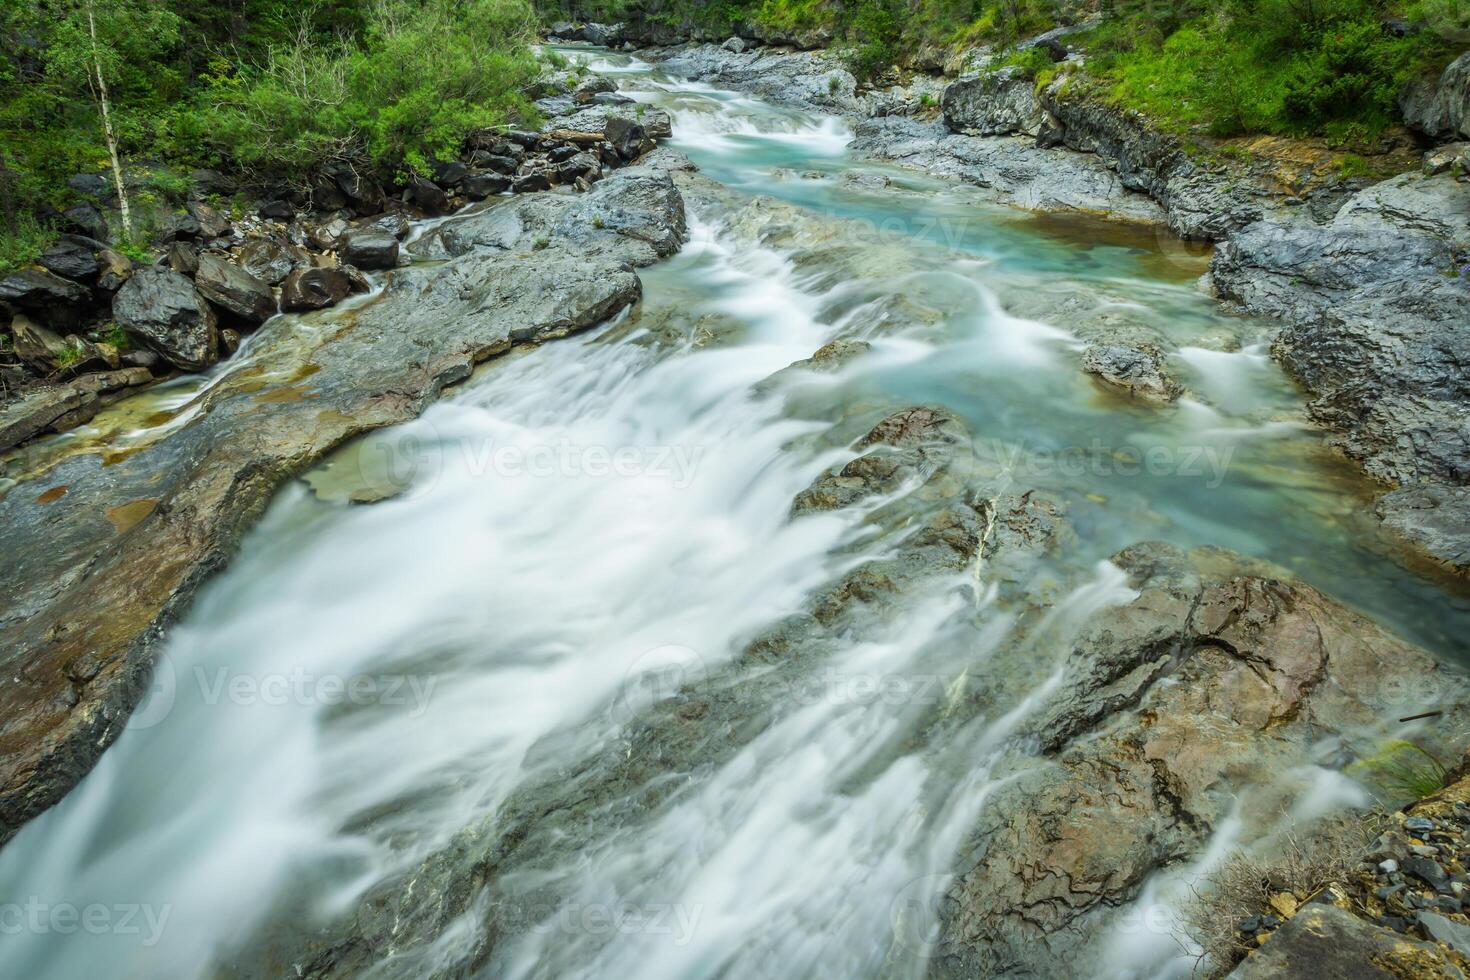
[{"xmin": 1, "ymin": 46, "xmax": 1466, "ymax": 980}]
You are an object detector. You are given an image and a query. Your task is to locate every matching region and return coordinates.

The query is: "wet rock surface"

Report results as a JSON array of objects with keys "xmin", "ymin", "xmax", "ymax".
[
  {"xmin": 1212, "ymin": 171, "xmax": 1470, "ymax": 567},
  {"xmin": 930, "ymin": 541, "xmax": 1468, "ymax": 977},
  {"xmin": 1081, "ymin": 342, "xmax": 1182, "ymax": 402},
  {"xmin": 0, "ymin": 151, "xmax": 688, "ymax": 847}
]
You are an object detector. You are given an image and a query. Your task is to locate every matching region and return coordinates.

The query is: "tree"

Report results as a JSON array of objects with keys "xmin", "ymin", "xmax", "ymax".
[{"xmin": 42, "ymin": 0, "xmax": 181, "ymax": 240}]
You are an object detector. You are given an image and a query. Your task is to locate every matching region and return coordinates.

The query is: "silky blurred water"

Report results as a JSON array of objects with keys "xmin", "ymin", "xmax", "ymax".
[{"xmin": 1, "ymin": 46, "xmax": 1466, "ymax": 980}]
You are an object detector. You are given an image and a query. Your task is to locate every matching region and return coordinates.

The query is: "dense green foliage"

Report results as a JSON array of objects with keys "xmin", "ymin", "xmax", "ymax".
[
  {"xmin": 198, "ymin": 0, "xmax": 543, "ymax": 175},
  {"xmin": 0, "ymin": 0, "xmax": 544, "ymax": 267},
  {"xmin": 1078, "ymin": 0, "xmax": 1449, "ymax": 138},
  {"xmin": 555, "ymin": 0, "xmax": 1459, "ymax": 136}
]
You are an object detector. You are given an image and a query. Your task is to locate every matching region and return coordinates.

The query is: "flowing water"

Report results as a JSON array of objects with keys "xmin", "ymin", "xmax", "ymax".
[{"xmin": 3, "ymin": 47, "xmax": 1468, "ymax": 980}]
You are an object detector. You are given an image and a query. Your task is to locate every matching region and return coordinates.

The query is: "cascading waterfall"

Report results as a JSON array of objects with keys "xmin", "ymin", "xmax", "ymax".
[{"xmin": 2, "ymin": 45, "xmax": 1467, "ymax": 980}]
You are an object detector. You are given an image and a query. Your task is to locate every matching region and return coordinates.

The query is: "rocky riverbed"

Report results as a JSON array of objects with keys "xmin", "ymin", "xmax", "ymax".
[
  {"xmin": 2, "ymin": 39, "xmax": 1469, "ymax": 980},
  {"xmin": 609, "ymin": 35, "xmax": 1470, "ymax": 573}
]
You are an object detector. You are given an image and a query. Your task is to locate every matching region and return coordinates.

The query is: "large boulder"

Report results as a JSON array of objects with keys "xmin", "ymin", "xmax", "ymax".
[
  {"xmin": 194, "ymin": 253, "xmax": 276, "ymax": 324},
  {"xmin": 1400, "ymin": 52, "xmax": 1470, "ymax": 142},
  {"xmin": 341, "ymin": 231, "xmax": 400, "ymax": 270},
  {"xmin": 112, "ymin": 266, "xmax": 219, "ymax": 371},
  {"xmin": 236, "ymin": 238, "xmax": 299, "ymax": 286},
  {"xmin": 0, "ymin": 268, "xmax": 88, "ymax": 307},
  {"xmin": 406, "ymin": 175, "xmax": 450, "ymax": 214},
  {"xmin": 280, "ymin": 266, "xmax": 356, "ymax": 311},
  {"xmin": 942, "ymin": 67, "xmax": 1045, "ymax": 136},
  {"xmin": 8, "ymin": 314, "xmax": 72, "ymax": 370},
  {"xmin": 0, "ymin": 268, "xmax": 88, "ymax": 331},
  {"xmin": 37, "ymin": 235, "xmax": 101, "ymax": 281},
  {"xmin": 462, "ymin": 173, "xmax": 511, "ymax": 199},
  {"xmin": 62, "ymin": 202, "xmax": 108, "ymax": 242},
  {"xmin": 1226, "ymin": 905, "xmax": 1464, "ymax": 979},
  {"xmin": 330, "ymin": 167, "xmax": 386, "ymax": 215},
  {"xmin": 604, "ymin": 115, "xmax": 649, "ymax": 161}
]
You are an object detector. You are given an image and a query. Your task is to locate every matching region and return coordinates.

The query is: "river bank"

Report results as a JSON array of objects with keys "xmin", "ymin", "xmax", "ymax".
[
  {"xmin": 594, "ymin": 33, "xmax": 1470, "ymax": 574},
  {"xmin": 0, "ymin": 96, "xmax": 686, "ymax": 847}
]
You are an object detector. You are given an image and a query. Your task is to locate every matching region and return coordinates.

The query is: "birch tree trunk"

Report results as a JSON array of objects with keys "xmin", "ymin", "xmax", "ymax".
[{"xmin": 85, "ymin": 0, "xmax": 131, "ymax": 239}]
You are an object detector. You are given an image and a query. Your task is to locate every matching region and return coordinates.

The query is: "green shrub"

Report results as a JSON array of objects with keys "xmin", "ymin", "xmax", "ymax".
[
  {"xmin": 199, "ymin": 0, "xmax": 543, "ymax": 178},
  {"xmin": 1280, "ymin": 18, "xmax": 1407, "ymax": 132},
  {"xmin": 1349, "ymin": 740, "xmax": 1448, "ymax": 801},
  {"xmin": 0, "ymin": 214, "xmax": 55, "ymax": 275},
  {"xmin": 845, "ymin": 0, "xmax": 903, "ymax": 81}
]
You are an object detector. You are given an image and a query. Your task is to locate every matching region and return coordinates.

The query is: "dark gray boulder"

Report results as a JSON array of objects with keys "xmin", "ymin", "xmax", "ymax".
[
  {"xmin": 604, "ymin": 115, "xmax": 648, "ymax": 161},
  {"xmin": 941, "ymin": 68, "xmax": 1044, "ymax": 136},
  {"xmin": 462, "ymin": 173, "xmax": 512, "ymax": 199},
  {"xmin": 513, "ymin": 171, "xmax": 552, "ymax": 193},
  {"xmin": 341, "ymin": 232, "xmax": 400, "ymax": 270},
  {"xmin": 280, "ymin": 266, "xmax": 355, "ymax": 311},
  {"xmin": 194, "ymin": 253, "xmax": 276, "ymax": 324},
  {"xmin": 406, "ymin": 175, "xmax": 450, "ymax": 214},
  {"xmin": 1400, "ymin": 52, "xmax": 1470, "ymax": 142},
  {"xmin": 112, "ymin": 266, "xmax": 219, "ymax": 370},
  {"xmin": 37, "ymin": 236, "xmax": 101, "ymax": 282},
  {"xmin": 66, "ymin": 173, "xmax": 110, "ymax": 199},
  {"xmin": 236, "ymin": 238, "xmax": 299, "ymax": 285},
  {"xmin": 327, "ymin": 164, "xmax": 386, "ymax": 214},
  {"xmin": 62, "ymin": 202, "xmax": 109, "ymax": 242},
  {"xmin": 165, "ymin": 241, "xmax": 199, "ymax": 275},
  {"xmin": 432, "ymin": 161, "xmax": 468, "ymax": 187},
  {"xmin": 0, "ymin": 268, "xmax": 88, "ymax": 307}
]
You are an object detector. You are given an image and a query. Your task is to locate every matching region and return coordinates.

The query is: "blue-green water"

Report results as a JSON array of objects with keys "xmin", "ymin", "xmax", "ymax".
[{"xmin": 584, "ymin": 47, "xmax": 1468, "ymax": 658}]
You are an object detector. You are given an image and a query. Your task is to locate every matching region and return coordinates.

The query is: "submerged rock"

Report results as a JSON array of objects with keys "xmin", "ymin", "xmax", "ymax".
[{"xmin": 1081, "ymin": 342, "xmax": 1182, "ymax": 402}]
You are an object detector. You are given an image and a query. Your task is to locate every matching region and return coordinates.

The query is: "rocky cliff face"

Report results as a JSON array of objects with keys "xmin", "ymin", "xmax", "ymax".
[{"xmin": 1401, "ymin": 51, "xmax": 1470, "ymax": 142}]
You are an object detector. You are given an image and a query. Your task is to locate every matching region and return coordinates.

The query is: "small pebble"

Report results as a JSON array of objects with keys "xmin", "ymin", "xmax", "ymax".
[
  {"xmin": 1380, "ymin": 859, "xmax": 1400, "ymax": 874},
  {"xmin": 1406, "ymin": 817, "xmax": 1437, "ymax": 833}
]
